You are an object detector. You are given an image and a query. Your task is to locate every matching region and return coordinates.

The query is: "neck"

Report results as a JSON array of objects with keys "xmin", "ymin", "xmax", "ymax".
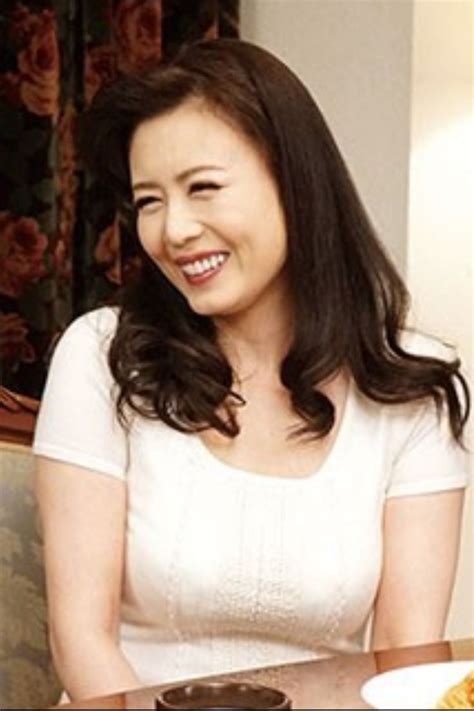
[{"xmin": 214, "ymin": 289, "xmax": 293, "ymax": 384}]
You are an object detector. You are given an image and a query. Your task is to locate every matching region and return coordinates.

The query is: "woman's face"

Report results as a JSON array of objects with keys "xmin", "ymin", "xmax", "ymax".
[{"xmin": 129, "ymin": 100, "xmax": 288, "ymax": 320}]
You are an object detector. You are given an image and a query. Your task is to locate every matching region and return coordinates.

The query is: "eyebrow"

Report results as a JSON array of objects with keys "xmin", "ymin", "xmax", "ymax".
[{"xmin": 132, "ymin": 165, "xmax": 225, "ymax": 192}]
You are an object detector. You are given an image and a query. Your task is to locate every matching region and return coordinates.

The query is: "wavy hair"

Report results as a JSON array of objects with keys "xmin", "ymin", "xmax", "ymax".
[{"xmin": 81, "ymin": 38, "xmax": 470, "ymax": 443}]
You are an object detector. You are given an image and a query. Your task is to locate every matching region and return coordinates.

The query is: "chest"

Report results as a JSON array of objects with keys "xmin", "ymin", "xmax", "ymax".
[
  {"xmin": 124, "ymin": 402, "xmax": 387, "ymax": 639},
  {"xmin": 123, "ymin": 445, "xmax": 384, "ymax": 644},
  {"xmin": 199, "ymin": 382, "xmax": 346, "ymax": 478}
]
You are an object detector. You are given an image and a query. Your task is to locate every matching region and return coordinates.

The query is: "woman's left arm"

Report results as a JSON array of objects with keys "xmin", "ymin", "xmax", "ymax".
[{"xmin": 371, "ymin": 488, "xmax": 465, "ymax": 650}]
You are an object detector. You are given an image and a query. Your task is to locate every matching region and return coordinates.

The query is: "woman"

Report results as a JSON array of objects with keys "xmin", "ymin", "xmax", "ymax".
[{"xmin": 33, "ymin": 39, "xmax": 470, "ymax": 702}]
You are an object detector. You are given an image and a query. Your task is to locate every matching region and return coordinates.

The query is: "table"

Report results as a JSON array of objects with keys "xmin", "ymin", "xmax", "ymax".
[{"xmin": 54, "ymin": 638, "xmax": 474, "ymax": 709}]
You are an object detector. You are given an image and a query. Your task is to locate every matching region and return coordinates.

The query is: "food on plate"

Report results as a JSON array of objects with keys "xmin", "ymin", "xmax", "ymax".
[{"xmin": 436, "ymin": 668, "xmax": 474, "ymax": 708}]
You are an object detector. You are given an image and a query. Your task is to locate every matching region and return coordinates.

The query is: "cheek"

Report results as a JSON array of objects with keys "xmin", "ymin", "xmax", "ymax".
[
  {"xmin": 137, "ymin": 215, "xmax": 164, "ymax": 258},
  {"xmin": 254, "ymin": 209, "xmax": 287, "ymax": 266}
]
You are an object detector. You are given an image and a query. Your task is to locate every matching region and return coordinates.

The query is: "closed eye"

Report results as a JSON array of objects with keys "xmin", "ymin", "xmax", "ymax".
[
  {"xmin": 133, "ymin": 196, "xmax": 163, "ymax": 212},
  {"xmin": 189, "ymin": 181, "xmax": 222, "ymax": 194}
]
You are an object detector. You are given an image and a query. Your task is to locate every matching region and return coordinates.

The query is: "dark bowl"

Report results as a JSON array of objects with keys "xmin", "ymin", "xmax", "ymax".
[{"xmin": 155, "ymin": 680, "xmax": 292, "ymax": 709}]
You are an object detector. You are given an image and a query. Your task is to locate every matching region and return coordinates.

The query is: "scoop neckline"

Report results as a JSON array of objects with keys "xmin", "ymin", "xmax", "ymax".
[{"xmin": 190, "ymin": 377, "xmax": 355, "ymax": 487}]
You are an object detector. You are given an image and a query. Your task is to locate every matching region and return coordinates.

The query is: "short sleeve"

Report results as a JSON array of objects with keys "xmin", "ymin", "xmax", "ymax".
[
  {"xmin": 32, "ymin": 307, "xmax": 128, "ymax": 481},
  {"xmin": 386, "ymin": 331, "xmax": 471, "ymax": 498},
  {"xmin": 386, "ymin": 399, "xmax": 470, "ymax": 498}
]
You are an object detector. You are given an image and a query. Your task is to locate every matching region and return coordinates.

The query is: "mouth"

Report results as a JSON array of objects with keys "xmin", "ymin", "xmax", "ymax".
[{"xmin": 178, "ymin": 252, "xmax": 229, "ymax": 285}]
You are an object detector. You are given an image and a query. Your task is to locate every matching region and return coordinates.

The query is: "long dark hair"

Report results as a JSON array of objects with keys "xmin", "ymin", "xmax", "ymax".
[{"xmin": 81, "ymin": 38, "xmax": 470, "ymax": 443}]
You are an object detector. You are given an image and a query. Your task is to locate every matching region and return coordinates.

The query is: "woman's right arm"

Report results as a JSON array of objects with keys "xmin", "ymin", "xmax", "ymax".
[{"xmin": 34, "ymin": 456, "xmax": 141, "ymax": 701}]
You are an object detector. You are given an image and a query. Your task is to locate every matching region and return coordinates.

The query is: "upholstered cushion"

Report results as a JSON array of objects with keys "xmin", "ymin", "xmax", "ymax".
[{"xmin": 0, "ymin": 442, "xmax": 62, "ymax": 709}]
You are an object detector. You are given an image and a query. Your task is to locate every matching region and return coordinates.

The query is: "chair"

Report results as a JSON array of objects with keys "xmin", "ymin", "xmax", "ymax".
[
  {"xmin": 0, "ymin": 439, "xmax": 62, "ymax": 709},
  {"xmin": 0, "ymin": 386, "xmax": 40, "ymax": 447}
]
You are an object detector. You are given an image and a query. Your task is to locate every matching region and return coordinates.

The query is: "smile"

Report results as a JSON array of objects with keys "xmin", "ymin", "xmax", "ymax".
[{"xmin": 179, "ymin": 253, "xmax": 228, "ymax": 284}]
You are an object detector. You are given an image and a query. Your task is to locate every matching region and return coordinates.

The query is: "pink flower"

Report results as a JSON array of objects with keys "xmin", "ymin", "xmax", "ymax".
[
  {"xmin": 114, "ymin": 0, "xmax": 162, "ymax": 73},
  {"xmin": 0, "ymin": 212, "xmax": 48, "ymax": 298},
  {"xmin": 0, "ymin": 312, "xmax": 35, "ymax": 364},
  {"xmin": 10, "ymin": 3, "xmax": 60, "ymax": 119},
  {"xmin": 84, "ymin": 44, "xmax": 118, "ymax": 104}
]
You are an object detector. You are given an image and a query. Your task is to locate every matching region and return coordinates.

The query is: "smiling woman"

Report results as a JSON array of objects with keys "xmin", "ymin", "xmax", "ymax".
[
  {"xmin": 31, "ymin": 39, "xmax": 470, "ymax": 703},
  {"xmin": 128, "ymin": 101, "xmax": 288, "ymax": 320}
]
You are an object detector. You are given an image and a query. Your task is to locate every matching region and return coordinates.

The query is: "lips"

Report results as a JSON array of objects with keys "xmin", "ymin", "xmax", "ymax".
[
  {"xmin": 174, "ymin": 250, "xmax": 229, "ymax": 267},
  {"xmin": 175, "ymin": 250, "xmax": 229, "ymax": 285}
]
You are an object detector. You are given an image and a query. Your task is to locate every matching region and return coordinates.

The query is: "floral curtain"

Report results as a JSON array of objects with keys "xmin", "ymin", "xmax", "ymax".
[{"xmin": 0, "ymin": 0, "xmax": 240, "ymax": 400}]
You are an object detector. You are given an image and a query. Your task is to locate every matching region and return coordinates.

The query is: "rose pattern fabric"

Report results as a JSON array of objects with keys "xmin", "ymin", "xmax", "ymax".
[
  {"xmin": 56, "ymin": 102, "xmax": 77, "ymax": 250},
  {"xmin": 0, "ymin": 0, "xmax": 239, "ymax": 401},
  {"xmin": 114, "ymin": 0, "xmax": 163, "ymax": 73},
  {"xmin": 0, "ymin": 2, "xmax": 239, "ymax": 706},
  {"xmin": 0, "ymin": 212, "xmax": 48, "ymax": 299},
  {"xmin": 0, "ymin": 312, "xmax": 36, "ymax": 365},
  {"xmin": 84, "ymin": 44, "xmax": 118, "ymax": 104},
  {"xmin": 7, "ymin": 3, "xmax": 60, "ymax": 120}
]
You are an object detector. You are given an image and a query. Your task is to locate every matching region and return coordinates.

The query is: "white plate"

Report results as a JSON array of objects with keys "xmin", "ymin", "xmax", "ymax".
[{"xmin": 361, "ymin": 660, "xmax": 473, "ymax": 709}]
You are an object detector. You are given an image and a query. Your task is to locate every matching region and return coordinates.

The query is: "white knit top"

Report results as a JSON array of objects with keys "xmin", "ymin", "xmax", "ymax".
[{"xmin": 33, "ymin": 307, "xmax": 469, "ymax": 685}]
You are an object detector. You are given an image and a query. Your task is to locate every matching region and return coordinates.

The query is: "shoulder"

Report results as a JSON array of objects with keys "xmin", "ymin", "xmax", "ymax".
[
  {"xmin": 398, "ymin": 328, "xmax": 467, "ymax": 413},
  {"xmin": 33, "ymin": 306, "xmax": 129, "ymax": 479},
  {"xmin": 62, "ymin": 305, "xmax": 119, "ymax": 340},
  {"xmin": 399, "ymin": 329, "xmax": 458, "ymax": 362},
  {"xmin": 383, "ymin": 332, "xmax": 465, "ymax": 457},
  {"xmin": 353, "ymin": 330, "xmax": 459, "ymax": 427},
  {"xmin": 53, "ymin": 306, "xmax": 119, "ymax": 357},
  {"xmin": 383, "ymin": 330, "xmax": 456, "ymax": 430}
]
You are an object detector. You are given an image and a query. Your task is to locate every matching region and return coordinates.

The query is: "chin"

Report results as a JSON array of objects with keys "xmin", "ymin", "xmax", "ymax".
[{"xmin": 187, "ymin": 296, "xmax": 238, "ymax": 318}]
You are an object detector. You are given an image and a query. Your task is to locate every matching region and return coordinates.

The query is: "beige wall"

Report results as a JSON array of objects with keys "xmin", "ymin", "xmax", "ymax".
[
  {"xmin": 241, "ymin": 0, "xmax": 473, "ymax": 638},
  {"xmin": 407, "ymin": 0, "xmax": 473, "ymax": 640},
  {"xmin": 241, "ymin": 0, "xmax": 413, "ymax": 272}
]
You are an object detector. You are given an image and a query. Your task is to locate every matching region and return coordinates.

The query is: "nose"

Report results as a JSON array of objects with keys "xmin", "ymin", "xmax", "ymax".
[{"xmin": 163, "ymin": 198, "xmax": 203, "ymax": 247}]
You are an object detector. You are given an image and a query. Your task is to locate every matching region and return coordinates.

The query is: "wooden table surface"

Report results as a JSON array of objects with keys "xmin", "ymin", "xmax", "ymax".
[{"xmin": 55, "ymin": 637, "xmax": 474, "ymax": 709}]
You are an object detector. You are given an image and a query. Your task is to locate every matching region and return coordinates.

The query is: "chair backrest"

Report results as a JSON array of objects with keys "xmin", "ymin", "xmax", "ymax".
[
  {"xmin": 0, "ymin": 441, "xmax": 62, "ymax": 709},
  {"xmin": 0, "ymin": 386, "xmax": 39, "ymax": 447}
]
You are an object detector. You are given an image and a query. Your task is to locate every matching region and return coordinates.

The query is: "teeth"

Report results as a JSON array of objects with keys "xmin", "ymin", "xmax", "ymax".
[{"xmin": 181, "ymin": 253, "xmax": 226, "ymax": 276}]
